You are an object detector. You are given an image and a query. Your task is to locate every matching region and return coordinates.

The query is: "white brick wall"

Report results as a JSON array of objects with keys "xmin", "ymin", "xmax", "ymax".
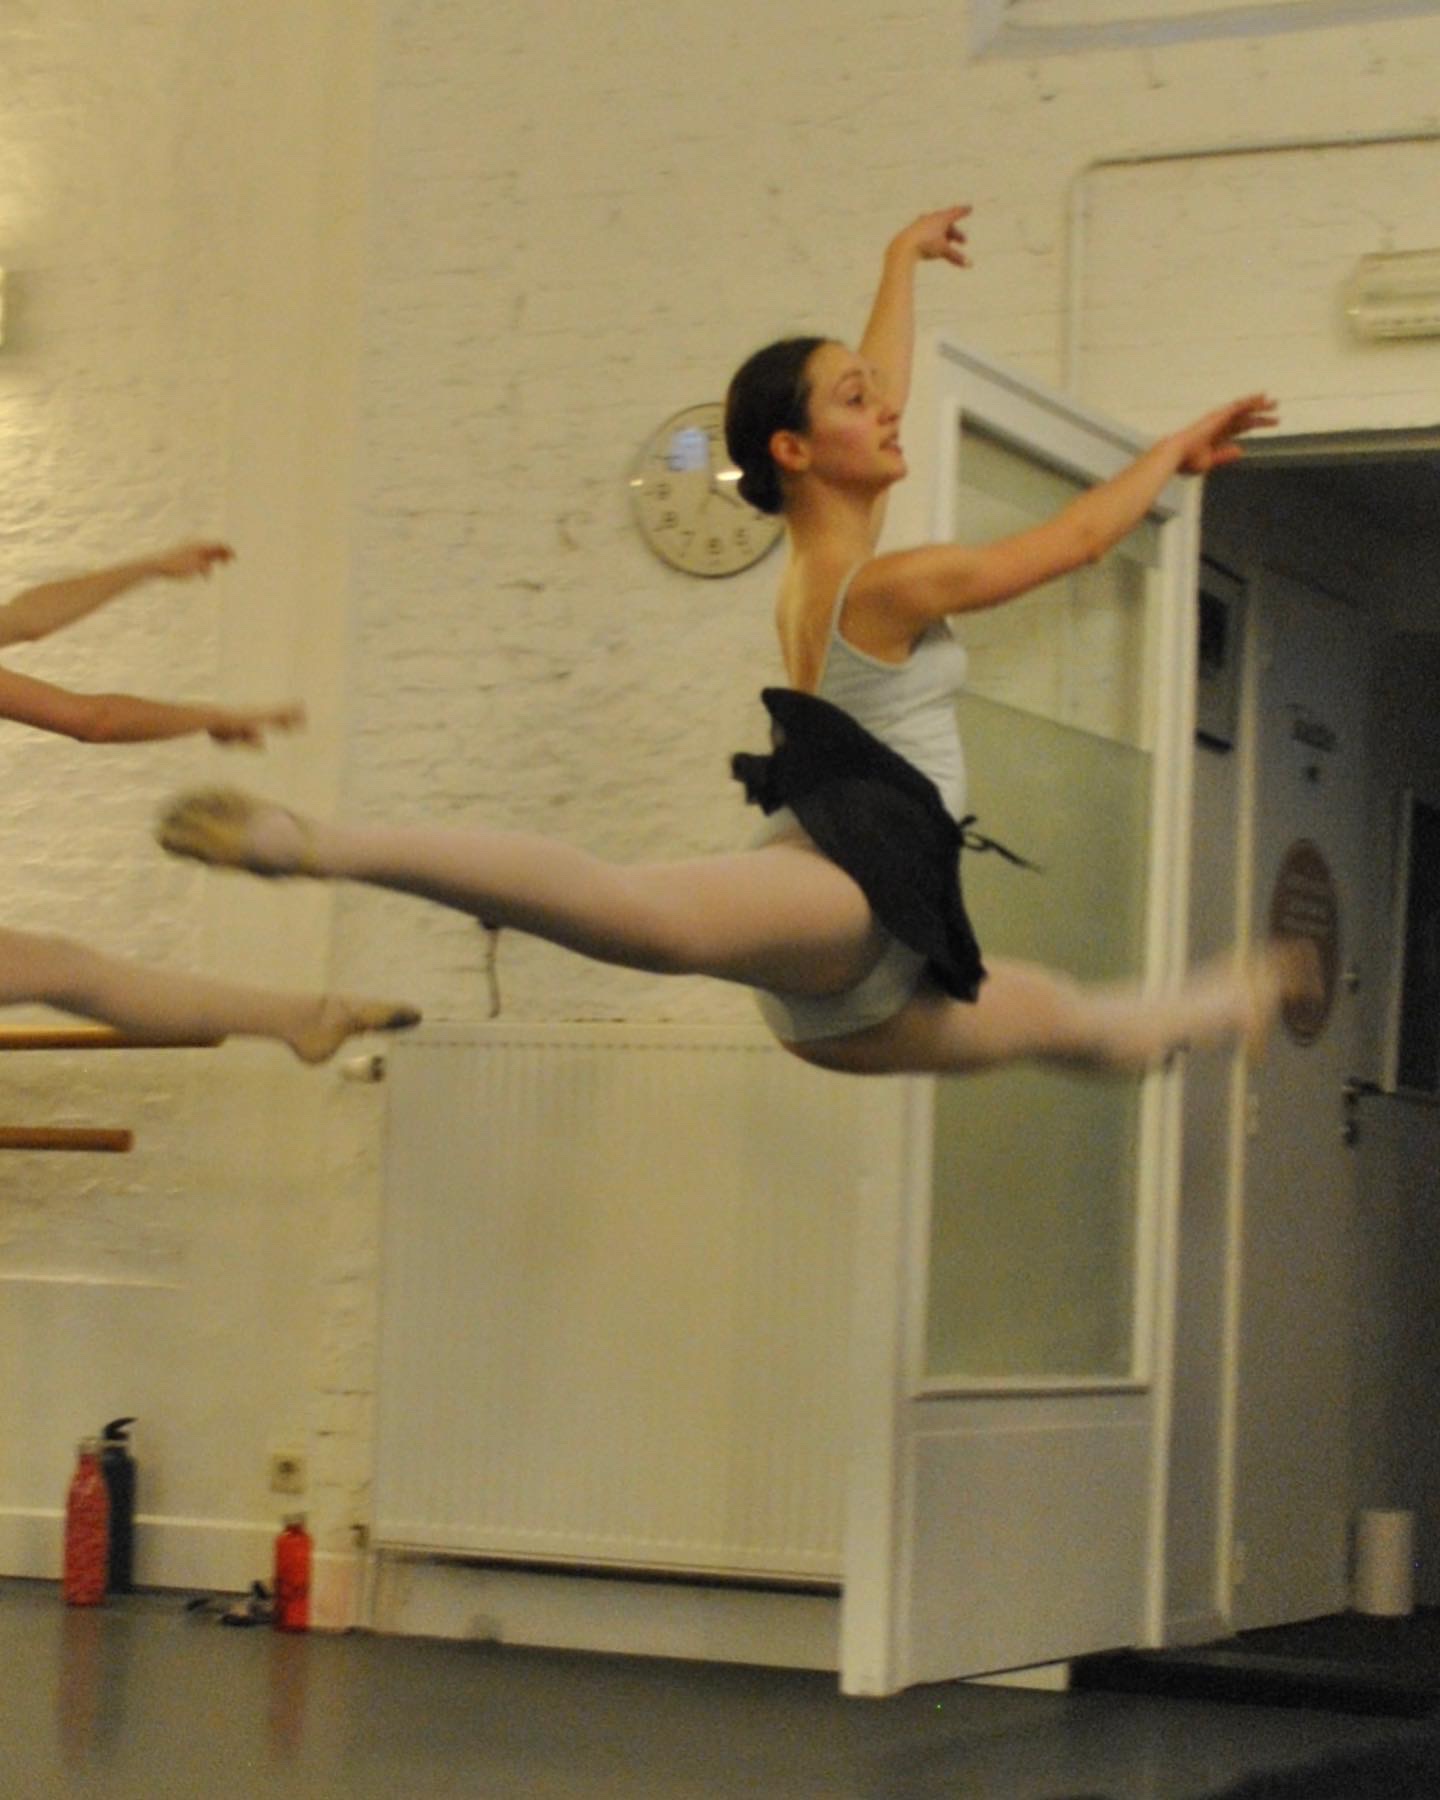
[
  {"xmin": 6, "ymin": 0, "xmax": 1440, "ymax": 1605},
  {"xmin": 0, "ymin": 0, "xmax": 375, "ymax": 1586},
  {"xmin": 0, "ymin": 0, "xmax": 233, "ymax": 1450}
]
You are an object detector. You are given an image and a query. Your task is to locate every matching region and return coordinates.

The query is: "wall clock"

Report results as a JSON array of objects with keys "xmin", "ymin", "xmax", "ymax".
[{"xmin": 629, "ymin": 402, "xmax": 783, "ymax": 576}]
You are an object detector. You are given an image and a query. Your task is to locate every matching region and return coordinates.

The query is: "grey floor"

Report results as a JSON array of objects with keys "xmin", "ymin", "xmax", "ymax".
[{"xmin": 3, "ymin": 1580, "xmax": 1436, "ymax": 1800}]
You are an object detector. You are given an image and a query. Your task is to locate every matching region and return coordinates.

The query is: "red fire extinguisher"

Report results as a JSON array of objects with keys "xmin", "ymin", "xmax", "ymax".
[
  {"xmin": 63, "ymin": 1438, "xmax": 110, "ymax": 1607},
  {"xmin": 272, "ymin": 1515, "xmax": 312, "ymax": 1632}
]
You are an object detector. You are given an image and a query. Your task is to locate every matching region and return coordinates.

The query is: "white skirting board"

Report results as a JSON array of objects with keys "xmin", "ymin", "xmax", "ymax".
[
  {"xmin": 374, "ymin": 1025, "xmax": 868, "ymax": 1583},
  {"xmin": 368, "ymin": 1555, "xmax": 843, "ymax": 1671},
  {"xmin": 0, "ymin": 1510, "xmax": 272, "ymax": 1597}
]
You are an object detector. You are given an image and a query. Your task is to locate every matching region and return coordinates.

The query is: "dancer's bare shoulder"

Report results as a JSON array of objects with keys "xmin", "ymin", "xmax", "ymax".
[{"xmin": 774, "ymin": 553, "xmax": 858, "ymax": 692}]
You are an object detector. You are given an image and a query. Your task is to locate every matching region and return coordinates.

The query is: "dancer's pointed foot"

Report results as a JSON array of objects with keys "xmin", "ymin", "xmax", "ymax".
[
  {"xmin": 1242, "ymin": 935, "xmax": 1322, "ymax": 1061},
  {"xmin": 157, "ymin": 787, "xmax": 317, "ymax": 877},
  {"xmin": 288, "ymin": 996, "xmax": 422, "ymax": 1066}
]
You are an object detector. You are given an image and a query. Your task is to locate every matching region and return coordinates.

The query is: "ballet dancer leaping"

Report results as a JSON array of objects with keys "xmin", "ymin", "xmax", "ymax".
[
  {"xmin": 157, "ymin": 210, "xmax": 1314, "ymax": 1076},
  {"xmin": 0, "ymin": 540, "xmax": 417, "ymax": 1061}
]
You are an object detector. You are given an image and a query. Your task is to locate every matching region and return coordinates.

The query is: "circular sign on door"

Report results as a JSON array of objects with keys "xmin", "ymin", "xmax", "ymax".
[{"xmin": 1267, "ymin": 838, "xmax": 1339, "ymax": 1044}]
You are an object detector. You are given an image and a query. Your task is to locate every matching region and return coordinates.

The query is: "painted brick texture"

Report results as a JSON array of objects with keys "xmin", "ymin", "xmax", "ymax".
[{"xmin": 6, "ymin": 0, "xmax": 1440, "ymax": 1599}]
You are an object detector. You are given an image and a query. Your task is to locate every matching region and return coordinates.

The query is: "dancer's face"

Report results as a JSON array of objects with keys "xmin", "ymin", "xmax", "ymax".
[{"xmin": 776, "ymin": 342, "xmax": 905, "ymax": 498}]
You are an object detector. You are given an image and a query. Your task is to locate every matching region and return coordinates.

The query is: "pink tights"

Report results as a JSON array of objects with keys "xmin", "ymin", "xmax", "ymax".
[
  {"xmin": 0, "ymin": 927, "xmax": 410, "ymax": 1063},
  {"xmin": 226, "ymin": 806, "xmax": 1269, "ymax": 1076}
]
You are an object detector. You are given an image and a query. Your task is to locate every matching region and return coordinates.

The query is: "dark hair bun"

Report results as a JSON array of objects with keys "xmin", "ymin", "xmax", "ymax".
[
  {"xmin": 723, "ymin": 335, "xmax": 828, "ymax": 520},
  {"xmin": 736, "ymin": 463, "xmax": 782, "ymax": 516}
]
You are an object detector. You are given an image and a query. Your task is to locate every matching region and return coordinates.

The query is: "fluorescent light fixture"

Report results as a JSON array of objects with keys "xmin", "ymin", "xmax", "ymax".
[
  {"xmin": 1345, "ymin": 249, "xmax": 1440, "ymax": 341},
  {"xmin": 974, "ymin": 0, "xmax": 1440, "ymax": 56}
]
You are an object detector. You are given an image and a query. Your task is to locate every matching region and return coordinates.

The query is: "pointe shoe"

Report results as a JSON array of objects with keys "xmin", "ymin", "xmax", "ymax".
[
  {"xmin": 365, "ymin": 1008, "xmax": 421, "ymax": 1036},
  {"xmin": 157, "ymin": 787, "xmax": 317, "ymax": 877},
  {"xmin": 1242, "ymin": 936, "xmax": 1322, "ymax": 1062},
  {"xmin": 1274, "ymin": 934, "xmax": 1324, "ymax": 1009},
  {"xmin": 291, "ymin": 998, "xmax": 423, "ymax": 1066}
]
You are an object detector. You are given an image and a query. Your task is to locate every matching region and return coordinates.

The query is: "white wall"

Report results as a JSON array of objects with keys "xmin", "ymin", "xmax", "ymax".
[
  {"xmin": 0, "ymin": 0, "xmax": 380, "ymax": 1599},
  {"xmin": 6, "ymin": 0, "xmax": 1440, "ymax": 1621}
]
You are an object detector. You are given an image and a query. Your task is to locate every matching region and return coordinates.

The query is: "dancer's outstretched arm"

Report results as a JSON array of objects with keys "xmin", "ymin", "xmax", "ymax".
[
  {"xmin": 860, "ymin": 394, "xmax": 1277, "ymax": 634},
  {"xmin": 858, "ymin": 205, "xmax": 970, "ymax": 418},
  {"xmin": 0, "ymin": 664, "xmax": 303, "ymax": 746},
  {"xmin": 0, "ymin": 539, "xmax": 303, "ymax": 745},
  {"xmin": 0, "ymin": 541, "xmax": 234, "ymax": 647},
  {"xmin": 857, "ymin": 206, "xmax": 970, "ymax": 544}
]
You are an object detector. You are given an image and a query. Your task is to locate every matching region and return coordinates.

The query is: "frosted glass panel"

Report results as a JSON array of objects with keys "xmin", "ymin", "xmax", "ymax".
[
  {"xmin": 926, "ymin": 697, "xmax": 1150, "ymax": 1381},
  {"xmin": 952, "ymin": 423, "xmax": 1160, "ymax": 750}
]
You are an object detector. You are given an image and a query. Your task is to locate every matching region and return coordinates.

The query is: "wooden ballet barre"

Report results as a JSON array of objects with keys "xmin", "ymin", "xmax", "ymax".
[
  {"xmin": 0, "ymin": 1126, "xmax": 133, "ymax": 1153},
  {"xmin": 0, "ymin": 1026, "xmax": 221, "ymax": 1051},
  {"xmin": 0, "ymin": 1025, "xmax": 214, "ymax": 1148}
]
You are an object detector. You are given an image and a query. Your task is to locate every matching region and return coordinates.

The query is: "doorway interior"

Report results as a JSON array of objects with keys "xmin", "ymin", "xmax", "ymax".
[{"xmin": 1169, "ymin": 430, "xmax": 1440, "ymax": 1646}]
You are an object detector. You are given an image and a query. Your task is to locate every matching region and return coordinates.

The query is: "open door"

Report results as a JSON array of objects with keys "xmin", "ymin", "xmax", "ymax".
[
  {"xmin": 1231, "ymin": 569, "xmax": 1370, "ymax": 1630},
  {"xmin": 841, "ymin": 342, "xmax": 1199, "ymax": 1695}
]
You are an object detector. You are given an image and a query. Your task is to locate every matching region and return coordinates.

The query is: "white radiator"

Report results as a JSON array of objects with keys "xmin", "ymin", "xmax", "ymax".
[{"xmin": 374, "ymin": 1024, "xmax": 870, "ymax": 1582}]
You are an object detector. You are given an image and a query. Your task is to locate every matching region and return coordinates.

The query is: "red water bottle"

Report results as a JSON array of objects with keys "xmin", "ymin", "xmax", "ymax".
[
  {"xmin": 63, "ymin": 1439, "xmax": 110, "ymax": 1607},
  {"xmin": 272, "ymin": 1515, "xmax": 312, "ymax": 1632}
]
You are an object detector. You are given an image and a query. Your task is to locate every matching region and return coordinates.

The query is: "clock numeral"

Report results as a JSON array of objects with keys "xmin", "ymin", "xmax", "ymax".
[{"xmin": 635, "ymin": 401, "xmax": 784, "ymax": 574}]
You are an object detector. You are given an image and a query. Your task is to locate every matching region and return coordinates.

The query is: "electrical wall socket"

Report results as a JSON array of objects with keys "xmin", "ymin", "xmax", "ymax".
[{"xmin": 268, "ymin": 1451, "xmax": 306, "ymax": 1495}]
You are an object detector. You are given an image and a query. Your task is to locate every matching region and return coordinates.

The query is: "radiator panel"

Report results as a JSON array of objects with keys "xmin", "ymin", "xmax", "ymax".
[{"xmin": 375, "ymin": 1025, "xmax": 865, "ymax": 1580}]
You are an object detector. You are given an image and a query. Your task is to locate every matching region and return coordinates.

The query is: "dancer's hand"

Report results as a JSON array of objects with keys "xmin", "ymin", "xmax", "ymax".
[
  {"xmin": 889, "ymin": 205, "xmax": 971, "ymax": 269},
  {"xmin": 1174, "ymin": 394, "xmax": 1278, "ymax": 475},
  {"xmin": 152, "ymin": 541, "xmax": 236, "ymax": 581},
  {"xmin": 206, "ymin": 701, "xmax": 306, "ymax": 747}
]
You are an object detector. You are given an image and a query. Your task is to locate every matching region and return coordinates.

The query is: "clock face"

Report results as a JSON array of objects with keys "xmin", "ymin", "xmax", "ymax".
[{"xmin": 629, "ymin": 402, "xmax": 784, "ymax": 577}]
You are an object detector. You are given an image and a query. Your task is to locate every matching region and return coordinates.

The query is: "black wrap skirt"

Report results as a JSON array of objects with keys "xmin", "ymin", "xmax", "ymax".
[{"xmin": 732, "ymin": 688, "xmax": 1029, "ymax": 1005}]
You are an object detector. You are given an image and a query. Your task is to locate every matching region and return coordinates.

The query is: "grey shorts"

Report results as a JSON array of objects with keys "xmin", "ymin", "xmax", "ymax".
[
  {"xmin": 749, "ymin": 806, "xmax": 927, "ymax": 1045},
  {"xmin": 753, "ymin": 931, "xmax": 927, "ymax": 1045}
]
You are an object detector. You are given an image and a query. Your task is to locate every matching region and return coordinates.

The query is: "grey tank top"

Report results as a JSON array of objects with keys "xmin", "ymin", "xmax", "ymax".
[{"xmin": 814, "ymin": 563, "xmax": 969, "ymax": 817}]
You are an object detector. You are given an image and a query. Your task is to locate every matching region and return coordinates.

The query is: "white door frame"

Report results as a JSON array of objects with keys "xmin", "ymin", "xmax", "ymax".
[{"xmin": 840, "ymin": 336, "xmax": 1201, "ymax": 1695}]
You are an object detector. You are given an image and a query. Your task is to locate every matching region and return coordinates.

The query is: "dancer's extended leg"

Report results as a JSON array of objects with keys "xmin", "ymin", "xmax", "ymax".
[
  {"xmin": 793, "ymin": 946, "xmax": 1311, "ymax": 1077},
  {"xmin": 157, "ymin": 789, "xmax": 886, "ymax": 998},
  {"xmin": 0, "ymin": 927, "xmax": 419, "ymax": 1064}
]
